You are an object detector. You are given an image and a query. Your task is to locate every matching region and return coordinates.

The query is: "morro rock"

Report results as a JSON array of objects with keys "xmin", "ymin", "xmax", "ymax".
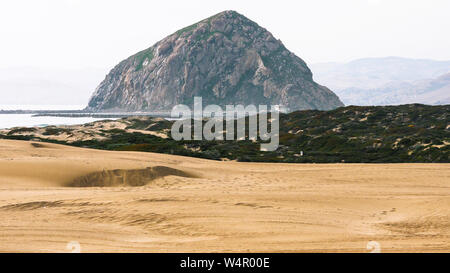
[{"xmin": 87, "ymin": 10, "xmax": 344, "ymax": 112}]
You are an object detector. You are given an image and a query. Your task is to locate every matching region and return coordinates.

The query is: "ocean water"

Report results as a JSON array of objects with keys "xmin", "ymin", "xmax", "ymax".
[
  {"xmin": 0, "ymin": 114, "xmax": 116, "ymax": 129},
  {"xmin": 0, "ymin": 105, "xmax": 115, "ymax": 129}
]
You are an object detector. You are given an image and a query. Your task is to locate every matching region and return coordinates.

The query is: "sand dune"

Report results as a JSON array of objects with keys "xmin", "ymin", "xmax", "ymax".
[
  {"xmin": 0, "ymin": 139, "xmax": 448, "ymax": 252},
  {"xmin": 69, "ymin": 166, "xmax": 198, "ymax": 187}
]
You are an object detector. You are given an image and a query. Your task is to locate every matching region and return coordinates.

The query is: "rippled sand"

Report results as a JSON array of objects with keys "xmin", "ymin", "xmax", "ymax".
[{"xmin": 0, "ymin": 139, "xmax": 448, "ymax": 252}]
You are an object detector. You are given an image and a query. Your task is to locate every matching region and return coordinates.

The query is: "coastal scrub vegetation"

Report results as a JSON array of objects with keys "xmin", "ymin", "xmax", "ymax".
[{"xmin": 1, "ymin": 104, "xmax": 448, "ymax": 163}]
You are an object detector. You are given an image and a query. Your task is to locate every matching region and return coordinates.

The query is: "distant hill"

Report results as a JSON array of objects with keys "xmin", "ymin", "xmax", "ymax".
[
  {"xmin": 0, "ymin": 67, "xmax": 106, "ymax": 106},
  {"xmin": 336, "ymin": 73, "xmax": 450, "ymax": 106},
  {"xmin": 310, "ymin": 57, "xmax": 450, "ymax": 106},
  {"xmin": 2, "ymin": 104, "xmax": 448, "ymax": 163},
  {"xmin": 87, "ymin": 10, "xmax": 343, "ymax": 112}
]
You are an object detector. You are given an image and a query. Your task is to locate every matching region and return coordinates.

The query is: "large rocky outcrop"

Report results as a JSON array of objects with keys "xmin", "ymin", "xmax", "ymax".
[{"xmin": 87, "ymin": 10, "xmax": 344, "ymax": 112}]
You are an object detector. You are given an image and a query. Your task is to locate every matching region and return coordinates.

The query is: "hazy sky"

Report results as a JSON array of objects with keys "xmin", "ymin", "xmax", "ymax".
[{"xmin": 1, "ymin": 0, "xmax": 449, "ymax": 70}]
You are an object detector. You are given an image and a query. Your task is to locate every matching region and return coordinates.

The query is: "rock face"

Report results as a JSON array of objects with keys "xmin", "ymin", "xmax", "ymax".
[{"xmin": 87, "ymin": 10, "xmax": 344, "ymax": 112}]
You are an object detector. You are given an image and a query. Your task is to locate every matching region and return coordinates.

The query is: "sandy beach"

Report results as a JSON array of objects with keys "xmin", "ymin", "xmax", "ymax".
[{"xmin": 0, "ymin": 139, "xmax": 448, "ymax": 252}]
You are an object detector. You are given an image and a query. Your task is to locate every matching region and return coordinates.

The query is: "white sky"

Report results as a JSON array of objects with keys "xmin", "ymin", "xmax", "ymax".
[{"xmin": 0, "ymin": 0, "xmax": 449, "ymax": 70}]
